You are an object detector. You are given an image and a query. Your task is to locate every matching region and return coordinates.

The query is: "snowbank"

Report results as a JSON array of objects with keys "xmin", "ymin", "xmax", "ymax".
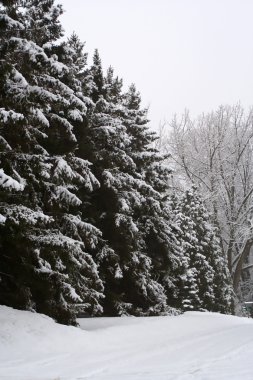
[{"xmin": 0, "ymin": 306, "xmax": 253, "ymax": 379}]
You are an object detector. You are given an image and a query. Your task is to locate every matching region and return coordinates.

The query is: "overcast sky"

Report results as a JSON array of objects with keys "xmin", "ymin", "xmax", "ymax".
[{"xmin": 59, "ymin": 0, "xmax": 253, "ymax": 129}]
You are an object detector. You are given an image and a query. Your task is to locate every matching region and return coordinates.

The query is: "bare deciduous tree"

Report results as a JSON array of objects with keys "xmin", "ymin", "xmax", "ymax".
[{"xmin": 161, "ymin": 105, "xmax": 253, "ymax": 297}]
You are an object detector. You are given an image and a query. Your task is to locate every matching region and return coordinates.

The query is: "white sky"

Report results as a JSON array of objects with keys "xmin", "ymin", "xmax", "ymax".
[{"xmin": 59, "ymin": 0, "xmax": 253, "ymax": 129}]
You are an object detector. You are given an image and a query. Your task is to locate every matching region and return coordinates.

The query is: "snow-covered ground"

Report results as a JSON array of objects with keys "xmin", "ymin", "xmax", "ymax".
[{"xmin": 0, "ymin": 306, "xmax": 253, "ymax": 380}]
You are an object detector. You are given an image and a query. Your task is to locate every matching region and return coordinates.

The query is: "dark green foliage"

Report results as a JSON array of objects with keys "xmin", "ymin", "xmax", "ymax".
[
  {"xmin": 171, "ymin": 187, "xmax": 234, "ymax": 313},
  {"xmin": 0, "ymin": 0, "xmax": 104, "ymax": 324},
  {"xmin": 0, "ymin": 0, "xmax": 234, "ymax": 324}
]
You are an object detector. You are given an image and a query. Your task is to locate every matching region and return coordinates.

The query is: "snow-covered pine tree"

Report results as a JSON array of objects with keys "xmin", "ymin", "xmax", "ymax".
[
  {"xmin": 0, "ymin": 0, "xmax": 104, "ymax": 324},
  {"xmin": 47, "ymin": 32, "xmax": 119, "ymax": 312},
  {"xmin": 0, "ymin": 0, "xmax": 233, "ymax": 322},
  {"xmin": 77, "ymin": 52, "xmax": 169, "ymax": 316},
  {"xmin": 90, "ymin": 49, "xmax": 105, "ymax": 102},
  {"xmin": 120, "ymin": 85, "xmax": 186, "ymax": 311},
  {"xmin": 172, "ymin": 186, "xmax": 234, "ymax": 313},
  {"xmin": 104, "ymin": 66, "xmax": 123, "ymax": 105}
]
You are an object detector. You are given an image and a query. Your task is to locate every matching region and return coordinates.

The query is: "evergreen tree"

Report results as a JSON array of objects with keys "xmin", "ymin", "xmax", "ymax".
[
  {"xmin": 80, "ymin": 55, "xmax": 183, "ymax": 316},
  {"xmin": 0, "ymin": 0, "xmax": 234, "ymax": 322},
  {"xmin": 120, "ymin": 84, "xmax": 185, "ymax": 310},
  {"xmin": 0, "ymin": 0, "xmax": 104, "ymax": 324},
  {"xmin": 90, "ymin": 49, "xmax": 105, "ymax": 103},
  {"xmin": 172, "ymin": 187, "xmax": 233, "ymax": 313},
  {"xmin": 104, "ymin": 66, "xmax": 123, "ymax": 104}
]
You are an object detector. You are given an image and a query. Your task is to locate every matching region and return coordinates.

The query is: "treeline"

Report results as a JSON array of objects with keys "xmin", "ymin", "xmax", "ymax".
[
  {"xmin": 0, "ymin": 0, "xmax": 233, "ymax": 324},
  {"xmin": 158, "ymin": 106, "xmax": 253, "ymax": 305}
]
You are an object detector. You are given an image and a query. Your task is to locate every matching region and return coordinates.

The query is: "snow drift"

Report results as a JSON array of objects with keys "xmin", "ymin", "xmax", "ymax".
[{"xmin": 0, "ymin": 305, "xmax": 253, "ymax": 379}]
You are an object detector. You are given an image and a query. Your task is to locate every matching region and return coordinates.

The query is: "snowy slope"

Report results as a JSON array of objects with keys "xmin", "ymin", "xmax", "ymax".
[{"xmin": 0, "ymin": 306, "xmax": 253, "ymax": 380}]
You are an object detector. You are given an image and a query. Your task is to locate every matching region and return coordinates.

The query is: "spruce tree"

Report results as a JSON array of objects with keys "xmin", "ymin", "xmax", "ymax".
[
  {"xmin": 0, "ymin": 0, "xmax": 104, "ymax": 324},
  {"xmin": 172, "ymin": 187, "xmax": 233, "ymax": 313},
  {"xmin": 120, "ymin": 84, "xmax": 185, "ymax": 310},
  {"xmin": 79, "ymin": 54, "xmax": 184, "ymax": 316},
  {"xmin": 0, "ymin": 0, "xmax": 234, "ymax": 322}
]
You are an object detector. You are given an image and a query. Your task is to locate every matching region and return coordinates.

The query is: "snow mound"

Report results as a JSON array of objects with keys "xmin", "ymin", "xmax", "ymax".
[{"xmin": 0, "ymin": 306, "xmax": 253, "ymax": 379}]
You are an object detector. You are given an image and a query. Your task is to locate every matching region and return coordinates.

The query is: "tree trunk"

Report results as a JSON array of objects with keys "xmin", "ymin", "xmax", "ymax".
[{"xmin": 233, "ymin": 239, "xmax": 253, "ymax": 291}]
